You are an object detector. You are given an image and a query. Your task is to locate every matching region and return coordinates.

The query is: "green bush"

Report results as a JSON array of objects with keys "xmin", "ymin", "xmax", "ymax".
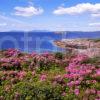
[
  {"xmin": 55, "ymin": 52, "xmax": 64, "ymax": 59},
  {"xmin": 0, "ymin": 81, "xmax": 66, "ymax": 100}
]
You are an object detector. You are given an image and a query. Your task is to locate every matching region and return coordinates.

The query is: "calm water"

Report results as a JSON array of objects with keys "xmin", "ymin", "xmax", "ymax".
[{"xmin": 0, "ymin": 31, "xmax": 100, "ymax": 53}]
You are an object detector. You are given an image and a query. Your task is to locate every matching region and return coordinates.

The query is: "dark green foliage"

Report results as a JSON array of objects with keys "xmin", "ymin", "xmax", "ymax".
[
  {"xmin": 0, "ymin": 81, "xmax": 65, "ymax": 100},
  {"xmin": 55, "ymin": 52, "xmax": 64, "ymax": 59}
]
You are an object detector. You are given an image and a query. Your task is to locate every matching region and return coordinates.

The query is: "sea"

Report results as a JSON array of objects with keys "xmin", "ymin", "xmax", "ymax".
[{"xmin": 0, "ymin": 31, "xmax": 100, "ymax": 53}]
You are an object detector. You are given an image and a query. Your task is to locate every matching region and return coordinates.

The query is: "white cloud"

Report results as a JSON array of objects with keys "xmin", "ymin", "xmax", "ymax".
[
  {"xmin": 89, "ymin": 22, "xmax": 100, "ymax": 26},
  {"xmin": 14, "ymin": 6, "xmax": 44, "ymax": 17},
  {"xmin": 53, "ymin": 3, "xmax": 100, "ymax": 16}
]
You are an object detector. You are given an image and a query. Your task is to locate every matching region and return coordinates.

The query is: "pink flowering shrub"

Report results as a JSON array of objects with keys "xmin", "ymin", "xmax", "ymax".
[
  {"xmin": 3, "ymin": 49, "xmax": 21, "ymax": 57},
  {"xmin": 64, "ymin": 54, "xmax": 100, "ymax": 99},
  {"xmin": 0, "ymin": 49, "xmax": 68, "ymax": 71},
  {"xmin": 0, "ymin": 49, "xmax": 100, "ymax": 99}
]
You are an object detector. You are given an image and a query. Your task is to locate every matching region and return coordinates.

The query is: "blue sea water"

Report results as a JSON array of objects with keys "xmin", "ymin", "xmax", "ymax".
[{"xmin": 0, "ymin": 31, "xmax": 100, "ymax": 53}]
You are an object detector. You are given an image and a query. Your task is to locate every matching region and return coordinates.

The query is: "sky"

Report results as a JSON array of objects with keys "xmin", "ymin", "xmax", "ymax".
[{"xmin": 0, "ymin": 0, "xmax": 100, "ymax": 31}]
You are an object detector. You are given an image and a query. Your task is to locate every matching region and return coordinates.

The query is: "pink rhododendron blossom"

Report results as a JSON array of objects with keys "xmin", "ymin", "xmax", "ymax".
[
  {"xmin": 40, "ymin": 74, "xmax": 47, "ymax": 81},
  {"xmin": 17, "ymin": 71, "xmax": 26, "ymax": 80},
  {"xmin": 74, "ymin": 89, "xmax": 79, "ymax": 95}
]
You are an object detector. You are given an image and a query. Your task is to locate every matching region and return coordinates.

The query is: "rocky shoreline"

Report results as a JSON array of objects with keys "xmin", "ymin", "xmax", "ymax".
[{"xmin": 54, "ymin": 39, "xmax": 100, "ymax": 57}]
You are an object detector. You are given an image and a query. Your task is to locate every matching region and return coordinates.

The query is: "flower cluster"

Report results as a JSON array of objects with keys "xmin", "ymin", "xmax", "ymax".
[
  {"xmin": 3, "ymin": 49, "xmax": 21, "ymax": 57},
  {"xmin": 40, "ymin": 74, "xmax": 47, "ymax": 81},
  {"xmin": 0, "ymin": 71, "xmax": 27, "ymax": 82},
  {"xmin": 64, "ymin": 54, "xmax": 100, "ymax": 99},
  {"xmin": 0, "ymin": 49, "xmax": 68, "ymax": 71}
]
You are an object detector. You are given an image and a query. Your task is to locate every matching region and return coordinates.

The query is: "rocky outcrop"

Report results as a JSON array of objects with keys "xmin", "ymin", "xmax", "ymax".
[{"xmin": 54, "ymin": 39, "xmax": 100, "ymax": 57}]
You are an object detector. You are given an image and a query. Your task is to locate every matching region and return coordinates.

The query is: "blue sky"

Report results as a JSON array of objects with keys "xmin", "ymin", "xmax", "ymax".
[{"xmin": 0, "ymin": 0, "xmax": 100, "ymax": 31}]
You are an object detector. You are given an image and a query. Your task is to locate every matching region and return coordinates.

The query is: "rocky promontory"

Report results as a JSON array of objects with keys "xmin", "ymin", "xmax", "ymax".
[{"xmin": 54, "ymin": 39, "xmax": 100, "ymax": 57}]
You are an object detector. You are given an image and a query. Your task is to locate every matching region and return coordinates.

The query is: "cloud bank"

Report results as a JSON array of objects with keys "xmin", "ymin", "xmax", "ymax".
[{"xmin": 53, "ymin": 3, "xmax": 100, "ymax": 17}]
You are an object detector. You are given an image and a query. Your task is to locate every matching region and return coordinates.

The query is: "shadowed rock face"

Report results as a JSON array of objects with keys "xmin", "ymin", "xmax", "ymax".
[{"xmin": 54, "ymin": 39, "xmax": 100, "ymax": 57}]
